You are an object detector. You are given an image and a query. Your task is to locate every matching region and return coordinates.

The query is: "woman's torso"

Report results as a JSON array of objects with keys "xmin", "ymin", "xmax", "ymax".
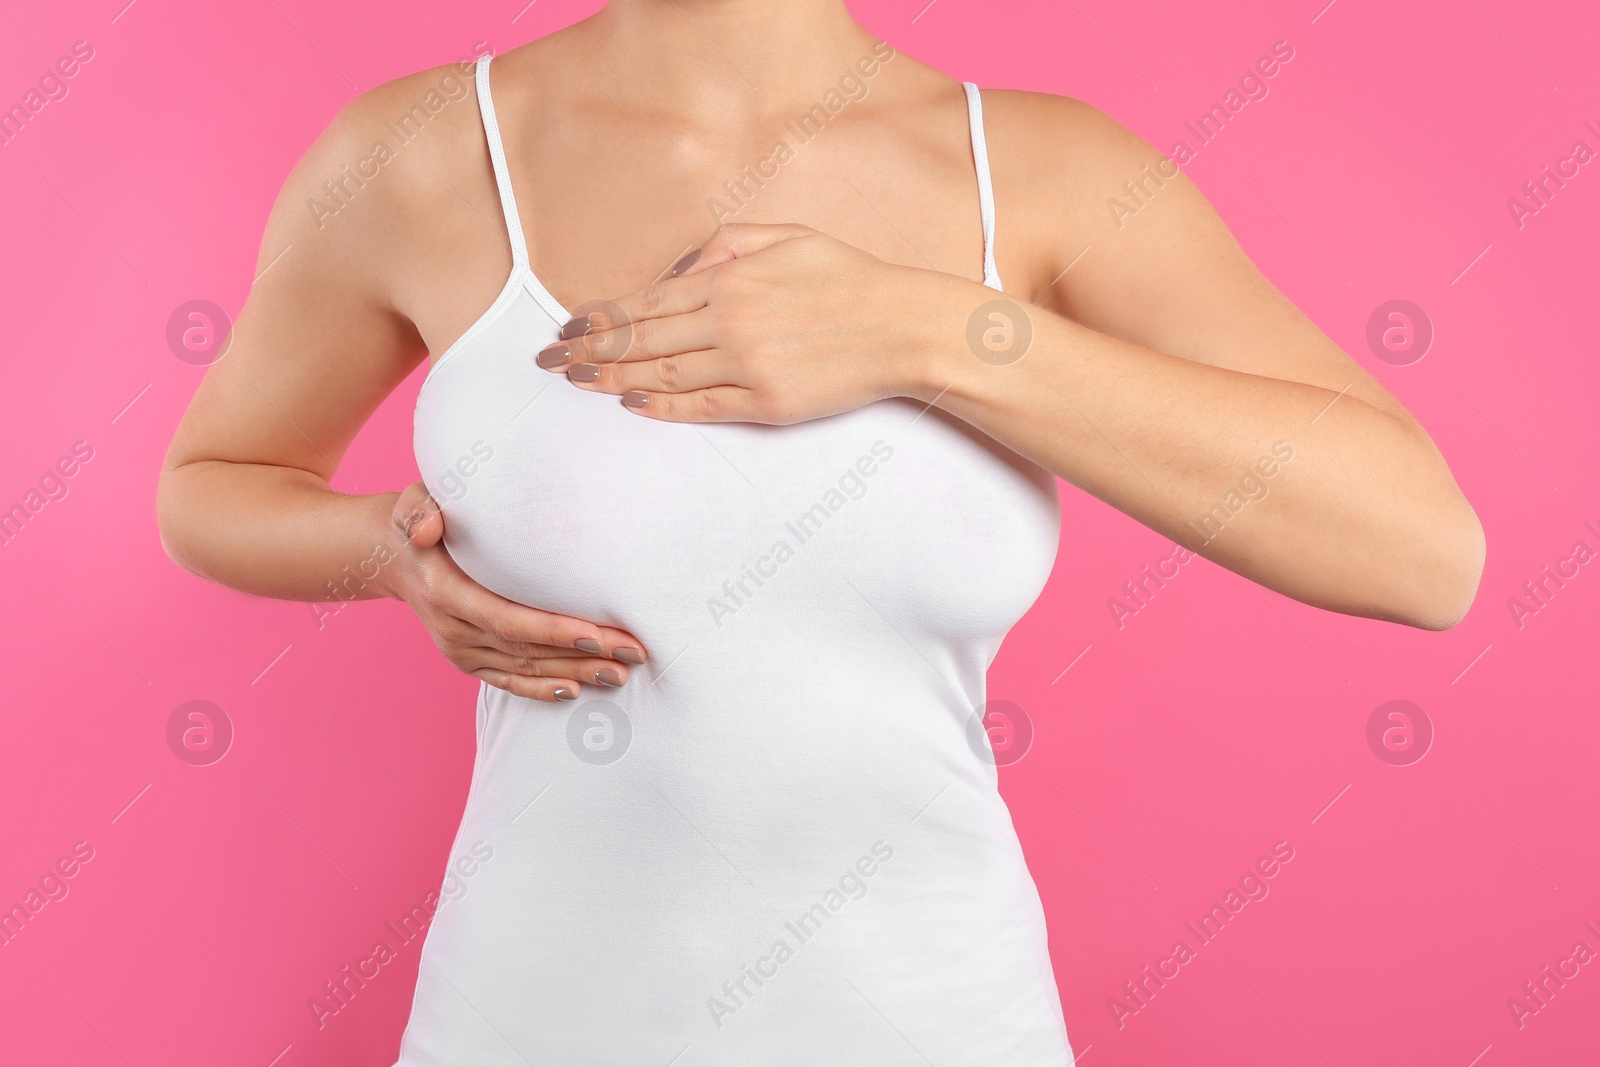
[{"xmin": 396, "ymin": 32, "xmax": 1072, "ymax": 1067}]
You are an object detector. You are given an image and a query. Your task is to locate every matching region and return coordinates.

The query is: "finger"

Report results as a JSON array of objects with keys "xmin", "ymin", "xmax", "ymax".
[
  {"xmin": 493, "ymin": 630, "xmax": 649, "ymax": 664},
  {"xmin": 441, "ymin": 614, "xmax": 648, "ymax": 668},
  {"xmin": 468, "ymin": 648, "xmax": 633, "ymax": 688},
  {"xmin": 391, "ymin": 482, "xmax": 443, "ymax": 547},
  {"xmin": 450, "ymin": 585, "xmax": 650, "ymax": 661},
  {"xmin": 574, "ymin": 625, "xmax": 650, "ymax": 664},
  {"xmin": 676, "ymin": 222, "xmax": 815, "ymax": 275},
  {"xmin": 469, "ymin": 667, "xmax": 584, "ymax": 703},
  {"xmin": 618, "ymin": 385, "xmax": 762, "ymax": 424},
  {"xmin": 610, "ymin": 271, "xmax": 713, "ymax": 326},
  {"xmin": 443, "ymin": 603, "xmax": 650, "ymax": 665},
  {"xmin": 470, "ymin": 638, "xmax": 600, "ymax": 658},
  {"xmin": 539, "ymin": 299, "xmax": 714, "ymax": 372},
  {"xmin": 571, "ymin": 347, "xmax": 739, "ymax": 397}
]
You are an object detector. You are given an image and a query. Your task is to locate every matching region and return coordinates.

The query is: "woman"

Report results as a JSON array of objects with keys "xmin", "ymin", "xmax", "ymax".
[{"xmin": 157, "ymin": 1, "xmax": 1484, "ymax": 1063}]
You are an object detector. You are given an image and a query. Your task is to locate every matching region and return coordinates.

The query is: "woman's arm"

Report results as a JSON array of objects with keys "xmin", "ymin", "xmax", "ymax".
[
  {"xmin": 923, "ymin": 277, "xmax": 1483, "ymax": 631},
  {"xmin": 156, "ymin": 85, "xmax": 424, "ymax": 602},
  {"xmin": 537, "ymin": 95, "xmax": 1484, "ymax": 631},
  {"xmin": 933, "ymin": 92, "xmax": 1483, "ymax": 630},
  {"xmin": 158, "ymin": 73, "xmax": 647, "ymax": 699}
]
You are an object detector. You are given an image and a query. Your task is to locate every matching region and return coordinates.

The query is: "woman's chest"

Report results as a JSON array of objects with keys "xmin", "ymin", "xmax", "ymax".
[
  {"xmin": 414, "ymin": 291, "xmax": 1060, "ymax": 646},
  {"xmin": 402, "ymin": 108, "xmax": 1006, "ymax": 368}
]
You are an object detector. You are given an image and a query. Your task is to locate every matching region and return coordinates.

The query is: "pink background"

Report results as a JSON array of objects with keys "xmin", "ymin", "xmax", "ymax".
[{"xmin": 2, "ymin": 0, "xmax": 1596, "ymax": 1063}]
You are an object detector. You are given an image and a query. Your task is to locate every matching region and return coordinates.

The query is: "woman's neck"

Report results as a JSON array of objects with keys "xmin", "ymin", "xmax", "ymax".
[{"xmin": 579, "ymin": 0, "xmax": 881, "ymax": 123}]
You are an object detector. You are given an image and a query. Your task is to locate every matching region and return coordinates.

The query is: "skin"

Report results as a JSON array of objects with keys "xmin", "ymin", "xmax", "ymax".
[{"xmin": 157, "ymin": 0, "xmax": 1486, "ymax": 704}]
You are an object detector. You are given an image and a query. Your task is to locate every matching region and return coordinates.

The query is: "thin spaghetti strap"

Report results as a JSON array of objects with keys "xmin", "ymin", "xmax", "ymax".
[
  {"xmin": 475, "ymin": 53, "xmax": 530, "ymax": 269},
  {"xmin": 962, "ymin": 82, "xmax": 1003, "ymax": 292}
]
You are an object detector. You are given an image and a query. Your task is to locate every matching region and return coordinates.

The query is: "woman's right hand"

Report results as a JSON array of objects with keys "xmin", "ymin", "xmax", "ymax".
[{"xmin": 382, "ymin": 482, "xmax": 648, "ymax": 702}]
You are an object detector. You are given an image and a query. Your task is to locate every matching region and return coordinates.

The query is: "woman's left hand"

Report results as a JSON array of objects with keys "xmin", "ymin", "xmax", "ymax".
[{"xmin": 535, "ymin": 223, "xmax": 971, "ymax": 424}]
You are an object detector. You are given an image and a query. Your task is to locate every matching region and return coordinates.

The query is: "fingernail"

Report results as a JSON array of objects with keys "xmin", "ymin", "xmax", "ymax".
[
  {"xmin": 560, "ymin": 315, "xmax": 594, "ymax": 339},
  {"xmin": 671, "ymin": 248, "xmax": 702, "ymax": 276},
  {"xmin": 594, "ymin": 668, "xmax": 624, "ymax": 687},
  {"xmin": 622, "ymin": 391, "xmax": 650, "ymax": 408},
  {"xmin": 536, "ymin": 342, "xmax": 571, "ymax": 369},
  {"xmin": 569, "ymin": 364, "xmax": 600, "ymax": 383},
  {"xmin": 401, "ymin": 508, "xmax": 427, "ymax": 538},
  {"xmin": 574, "ymin": 638, "xmax": 603, "ymax": 653},
  {"xmin": 613, "ymin": 647, "xmax": 646, "ymax": 664},
  {"xmin": 554, "ymin": 687, "xmax": 577, "ymax": 700}
]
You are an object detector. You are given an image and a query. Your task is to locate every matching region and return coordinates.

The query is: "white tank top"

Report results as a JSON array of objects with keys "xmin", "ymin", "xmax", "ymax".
[{"xmin": 400, "ymin": 52, "xmax": 1071, "ymax": 1066}]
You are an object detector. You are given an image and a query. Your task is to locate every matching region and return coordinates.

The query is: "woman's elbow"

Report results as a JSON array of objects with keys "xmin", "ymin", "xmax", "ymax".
[
  {"xmin": 155, "ymin": 464, "xmax": 208, "ymax": 578},
  {"xmin": 1396, "ymin": 503, "xmax": 1487, "ymax": 631},
  {"xmin": 155, "ymin": 475, "xmax": 186, "ymax": 570}
]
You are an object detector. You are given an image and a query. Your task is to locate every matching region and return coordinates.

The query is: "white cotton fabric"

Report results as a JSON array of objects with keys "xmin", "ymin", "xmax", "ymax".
[{"xmin": 395, "ymin": 52, "xmax": 1072, "ymax": 1066}]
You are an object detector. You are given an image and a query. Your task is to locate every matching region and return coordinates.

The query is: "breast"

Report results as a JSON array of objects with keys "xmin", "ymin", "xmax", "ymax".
[{"xmin": 413, "ymin": 285, "xmax": 1061, "ymax": 661}]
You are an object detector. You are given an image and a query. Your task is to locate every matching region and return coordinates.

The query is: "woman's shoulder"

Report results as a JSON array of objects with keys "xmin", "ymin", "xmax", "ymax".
[
  {"xmin": 977, "ymin": 87, "xmax": 1167, "ymax": 184},
  {"xmin": 973, "ymin": 86, "xmax": 1189, "ymax": 235},
  {"xmin": 301, "ymin": 51, "xmax": 491, "ymax": 205},
  {"xmin": 257, "ymin": 50, "xmax": 500, "ymax": 272},
  {"xmin": 960, "ymin": 85, "xmax": 1202, "ymax": 303}
]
